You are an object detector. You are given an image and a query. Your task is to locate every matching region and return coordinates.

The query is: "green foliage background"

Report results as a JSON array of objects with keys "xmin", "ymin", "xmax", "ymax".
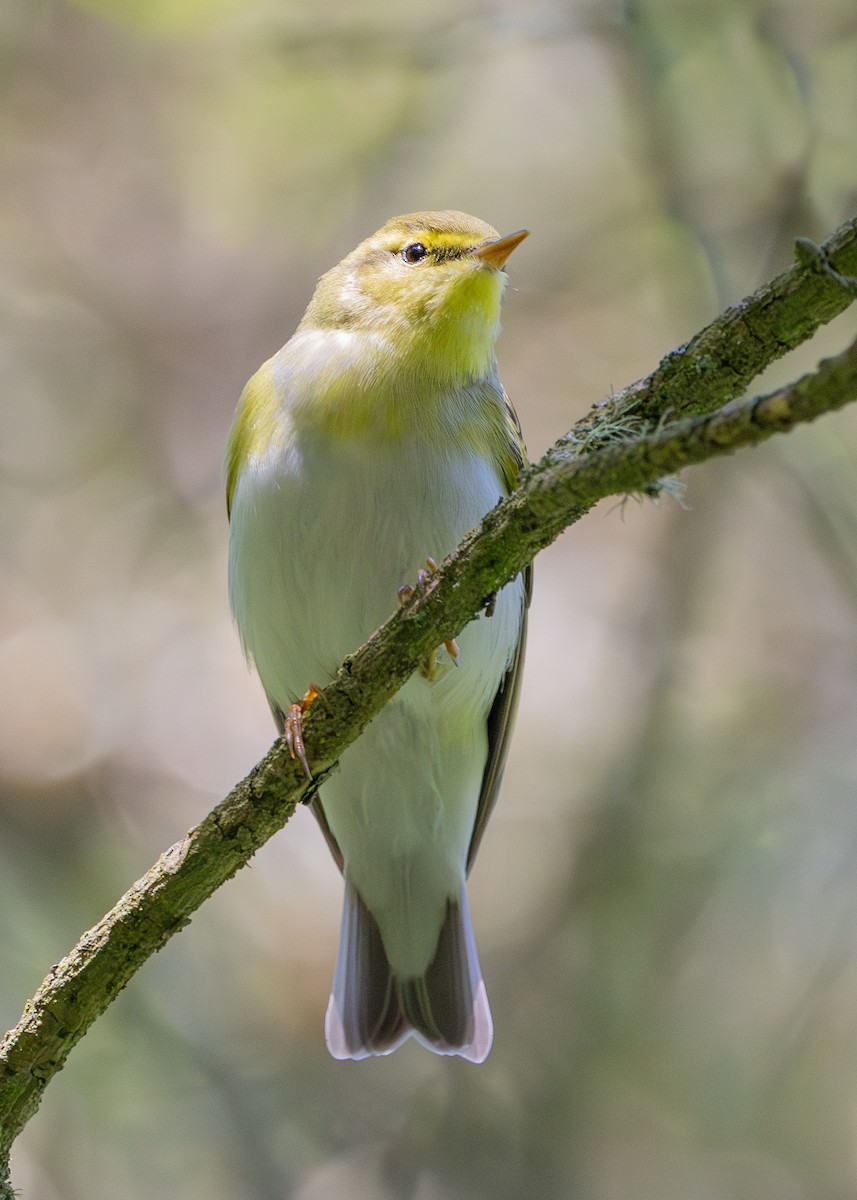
[{"xmin": 2, "ymin": 1, "xmax": 857, "ymax": 1196}]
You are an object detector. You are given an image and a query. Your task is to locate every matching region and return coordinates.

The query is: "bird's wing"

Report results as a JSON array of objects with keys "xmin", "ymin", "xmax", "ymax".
[
  {"xmin": 466, "ymin": 562, "xmax": 532, "ymax": 873},
  {"xmin": 225, "ymin": 361, "xmax": 277, "ymax": 518},
  {"xmin": 465, "ymin": 380, "xmax": 531, "ymax": 871}
]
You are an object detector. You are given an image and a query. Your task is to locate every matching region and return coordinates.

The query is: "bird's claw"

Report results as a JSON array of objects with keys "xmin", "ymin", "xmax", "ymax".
[
  {"xmin": 398, "ymin": 557, "xmax": 460, "ymax": 674},
  {"xmin": 283, "ymin": 683, "xmax": 321, "ymax": 779}
]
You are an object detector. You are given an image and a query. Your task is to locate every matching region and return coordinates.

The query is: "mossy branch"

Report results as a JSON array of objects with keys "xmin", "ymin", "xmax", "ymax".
[{"xmin": 1, "ymin": 215, "xmax": 856, "ymax": 1193}]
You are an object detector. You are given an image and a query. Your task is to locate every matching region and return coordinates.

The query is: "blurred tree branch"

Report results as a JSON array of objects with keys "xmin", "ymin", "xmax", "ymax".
[{"xmin": 1, "ymin": 214, "xmax": 856, "ymax": 1197}]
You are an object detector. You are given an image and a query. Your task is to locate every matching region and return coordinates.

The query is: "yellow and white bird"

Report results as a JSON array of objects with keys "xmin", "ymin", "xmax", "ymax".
[{"xmin": 226, "ymin": 211, "xmax": 530, "ymax": 1061}]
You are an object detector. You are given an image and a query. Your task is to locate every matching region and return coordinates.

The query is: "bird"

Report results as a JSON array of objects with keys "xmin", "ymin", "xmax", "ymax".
[{"xmin": 226, "ymin": 210, "xmax": 530, "ymax": 1062}]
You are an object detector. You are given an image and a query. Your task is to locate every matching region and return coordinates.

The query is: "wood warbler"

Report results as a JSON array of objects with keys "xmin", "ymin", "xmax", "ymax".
[{"xmin": 226, "ymin": 211, "xmax": 530, "ymax": 1062}]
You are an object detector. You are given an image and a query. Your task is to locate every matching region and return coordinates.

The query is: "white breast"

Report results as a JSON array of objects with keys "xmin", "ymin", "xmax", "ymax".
[{"xmin": 228, "ymin": 427, "xmax": 523, "ymax": 724}]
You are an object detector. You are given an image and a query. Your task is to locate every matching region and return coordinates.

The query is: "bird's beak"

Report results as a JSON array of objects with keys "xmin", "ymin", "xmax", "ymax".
[{"xmin": 473, "ymin": 229, "xmax": 529, "ymax": 269}]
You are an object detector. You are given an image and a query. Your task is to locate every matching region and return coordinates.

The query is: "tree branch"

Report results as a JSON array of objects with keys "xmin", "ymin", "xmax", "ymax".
[
  {"xmin": 577, "ymin": 218, "xmax": 857, "ymax": 431},
  {"xmin": 2, "ymin": 216, "xmax": 857, "ymax": 1188}
]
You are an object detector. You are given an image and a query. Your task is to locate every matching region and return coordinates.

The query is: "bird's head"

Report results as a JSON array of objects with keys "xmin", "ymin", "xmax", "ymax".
[{"xmin": 299, "ymin": 210, "xmax": 528, "ymax": 383}]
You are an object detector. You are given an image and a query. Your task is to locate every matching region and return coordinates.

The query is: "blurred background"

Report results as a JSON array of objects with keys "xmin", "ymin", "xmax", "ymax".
[{"xmin": 2, "ymin": 0, "xmax": 857, "ymax": 1196}]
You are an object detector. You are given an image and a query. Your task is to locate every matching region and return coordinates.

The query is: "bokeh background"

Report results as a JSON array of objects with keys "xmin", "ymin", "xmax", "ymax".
[{"xmin": 2, "ymin": 0, "xmax": 857, "ymax": 1196}]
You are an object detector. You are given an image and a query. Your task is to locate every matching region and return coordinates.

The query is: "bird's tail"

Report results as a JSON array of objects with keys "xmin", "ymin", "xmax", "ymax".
[{"xmin": 324, "ymin": 877, "xmax": 493, "ymax": 1063}]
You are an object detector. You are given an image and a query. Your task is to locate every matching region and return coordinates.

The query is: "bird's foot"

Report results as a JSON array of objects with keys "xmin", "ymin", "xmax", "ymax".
[
  {"xmin": 283, "ymin": 683, "xmax": 321, "ymax": 779},
  {"xmin": 398, "ymin": 557, "xmax": 459, "ymax": 679}
]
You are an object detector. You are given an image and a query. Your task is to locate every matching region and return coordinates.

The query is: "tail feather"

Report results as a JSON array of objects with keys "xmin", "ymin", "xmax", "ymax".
[
  {"xmin": 325, "ymin": 879, "xmax": 493, "ymax": 1062},
  {"xmin": 324, "ymin": 876, "xmax": 406, "ymax": 1057}
]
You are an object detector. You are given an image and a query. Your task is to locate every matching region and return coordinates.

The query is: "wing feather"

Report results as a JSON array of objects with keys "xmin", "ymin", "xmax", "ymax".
[{"xmin": 466, "ymin": 564, "xmax": 532, "ymax": 873}]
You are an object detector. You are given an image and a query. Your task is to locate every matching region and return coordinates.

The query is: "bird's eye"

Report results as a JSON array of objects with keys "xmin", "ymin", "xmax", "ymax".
[{"xmin": 401, "ymin": 242, "xmax": 428, "ymax": 264}]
